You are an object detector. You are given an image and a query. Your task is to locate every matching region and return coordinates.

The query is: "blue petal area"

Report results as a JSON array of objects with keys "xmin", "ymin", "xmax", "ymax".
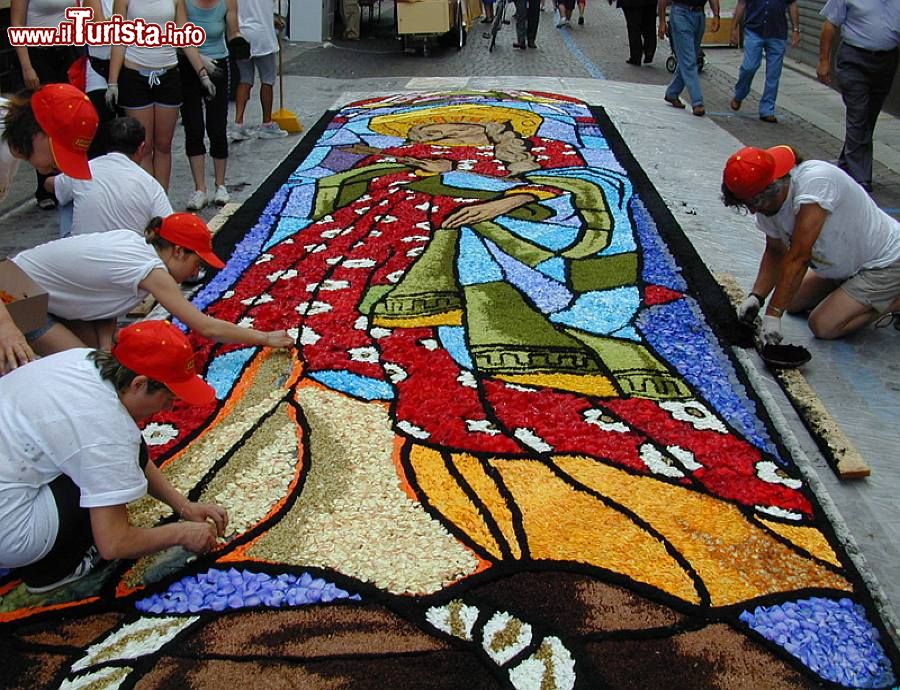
[
  {"xmin": 581, "ymin": 148, "xmax": 623, "ymax": 171},
  {"xmin": 457, "ymin": 229, "xmax": 503, "ymax": 286},
  {"xmin": 537, "ymin": 192, "xmax": 580, "ymax": 226},
  {"xmin": 536, "ymin": 257, "xmax": 567, "ymax": 282},
  {"xmin": 740, "ymin": 597, "xmax": 895, "ymax": 688},
  {"xmin": 611, "ymin": 325, "xmax": 640, "ymax": 342},
  {"xmin": 550, "ymin": 287, "xmax": 640, "ymax": 335},
  {"xmin": 581, "ymin": 135, "xmax": 608, "ymax": 150},
  {"xmin": 264, "ymin": 217, "xmax": 312, "ymax": 251},
  {"xmin": 281, "ymin": 185, "xmax": 316, "ymax": 220},
  {"xmin": 438, "ymin": 326, "xmax": 473, "ymax": 370},
  {"xmin": 485, "ymin": 239, "xmax": 573, "ymax": 314},
  {"xmin": 536, "ymin": 119, "xmax": 578, "ymax": 144},
  {"xmin": 294, "ymin": 166, "xmax": 342, "ymax": 181},
  {"xmin": 320, "ymin": 129, "xmax": 361, "ymax": 145},
  {"xmin": 442, "ymin": 170, "xmax": 517, "ymax": 193},
  {"xmin": 308, "ymin": 370, "xmax": 394, "ymax": 400},
  {"xmin": 206, "ymin": 348, "xmax": 256, "ymax": 399},
  {"xmin": 500, "ymin": 217, "xmax": 579, "ymax": 251},
  {"xmin": 295, "ymin": 146, "xmax": 330, "ymax": 172},
  {"xmin": 136, "ymin": 568, "xmax": 362, "ymax": 614},
  {"xmin": 631, "ymin": 197, "xmax": 687, "ymax": 291},
  {"xmin": 361, "ymin": 134, "xmax": 405, "ymax": 149},
  {"xmin": 637, "ymin": 299, "xmax": 779, "ymax": 457}
]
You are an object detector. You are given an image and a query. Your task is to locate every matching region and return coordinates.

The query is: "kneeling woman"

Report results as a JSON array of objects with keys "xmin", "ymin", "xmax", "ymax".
[{"xmin": 11, "ymin": 213, "xmax": 293, "ymax": 354}]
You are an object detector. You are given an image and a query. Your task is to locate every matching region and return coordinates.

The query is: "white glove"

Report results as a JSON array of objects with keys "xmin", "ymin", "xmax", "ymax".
[
  {"xmin": 200, "ymin": 75, "xmax": 216, "ymax": 100},
  {"xmin": 199, "ymin": 55, "xmax": 222, "ymax": 78},
  {"xmin": 760, "ymin": 315, "xmax": 783, "ymax": 345},
  {"xmin": 105, "ymin": 83, "xmax": 118, "ymax": 109},
  {"xmin": 737, "ymin": 293, "xmax": 762, "ymax": 323}
]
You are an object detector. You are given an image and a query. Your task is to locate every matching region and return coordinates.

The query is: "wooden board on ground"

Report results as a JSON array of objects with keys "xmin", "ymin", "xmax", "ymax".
[{"xmin": 714, "ymin": 272, "xmax": 871, "ymax": 480}]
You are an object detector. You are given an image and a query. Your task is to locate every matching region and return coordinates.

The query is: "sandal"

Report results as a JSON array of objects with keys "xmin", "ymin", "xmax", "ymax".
[
  {"xmin": 37, "ymin": 197, "xmax": 57, "ymax": 210},
  {"xmin": 730, "ymin": 98, "xmax": 741, "ymax": 111},
  {"xmin": 664, "ymin": 95, "xmax": 686, "ymax": 109},
  {"xmin": 692, "ymin": 105, "xmax": 706, "ymax": 117}
]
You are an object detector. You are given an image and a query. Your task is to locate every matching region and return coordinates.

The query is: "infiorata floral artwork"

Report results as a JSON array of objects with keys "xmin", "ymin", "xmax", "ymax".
[{"xmin": 2, "ymin": 91, "xmax": 897, "ymax": 689}]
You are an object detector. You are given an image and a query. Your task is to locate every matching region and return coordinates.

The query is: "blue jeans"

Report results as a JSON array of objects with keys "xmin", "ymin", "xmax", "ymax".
[
  {"xmin": 665, "ymin": 4, "xmax": 705, "ymax": 107},
  {"xmin": 733, "ymin": 28, "xmax": 786, "ymax": 118}
]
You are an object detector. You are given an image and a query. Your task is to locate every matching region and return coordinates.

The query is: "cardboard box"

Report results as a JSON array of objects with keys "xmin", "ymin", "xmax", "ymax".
[
  {"xmin": 0, "ymin": 259, "xmax": 49, "ymax": 334},
  {"xmin": 397, "ymin": 0, "xmax": 452, "ymax": 35}
]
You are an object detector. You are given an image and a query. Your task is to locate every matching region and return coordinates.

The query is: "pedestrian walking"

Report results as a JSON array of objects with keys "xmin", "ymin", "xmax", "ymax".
[
  {"xmin": 729, "ymin": 0, "xmax": 800, "ymax": 123},
  {"xmin": 611, "ymin": 0, "xmax": 658, "ymax": 65},
  {"xmin": 659, "ymin": 0, "xmax": 720, "ymax": 116},
  {"xmin": 514, "ymin": 0, "xmax": 541, "ymax": 48},
  {"xmin": 816, "ymin": 0, "xmax": 899, "ymax": 192}
]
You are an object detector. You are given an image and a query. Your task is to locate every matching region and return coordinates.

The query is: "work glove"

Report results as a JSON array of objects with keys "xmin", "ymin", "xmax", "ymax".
[
  {"xmin": 199, "ymin": 55, "xmax": 222, "ymax": 78},
  {"xmin": 228, "ymin": 36, "xmax": 251, "ymax": 60},
  {"xmin": 105, "ymin": 83, "xmax": 118, "ymax": 109},
  {"xmin": 737, "ymin": 293, "xmax": 762, "ymax": 323},
  {"xmin": 200, "ymin": 74, "xmax": 216, "ymax": 100},
  {"xmin": 760, "ymin": 315, "xmax": 783, "ymax": 345}
]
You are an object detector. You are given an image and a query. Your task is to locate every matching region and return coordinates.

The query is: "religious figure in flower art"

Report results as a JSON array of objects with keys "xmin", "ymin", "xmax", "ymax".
[{"xmin": 1, "ymin": 92, "xmax": 894, "ymax": 690}]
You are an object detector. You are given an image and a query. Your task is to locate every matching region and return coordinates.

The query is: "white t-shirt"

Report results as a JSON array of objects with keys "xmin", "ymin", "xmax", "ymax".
[
  {"xmin": 0, "ymin": 349, "xmax": 146, "ymax": 568},
  {"xmin": 12, "ymin": 230, "xmax": 167, "ymax": 321},
  {"xmin": 125, "ymin": 0, "xmax": 178, "ymax": 68},
  {"xmin": 54, "ymin": 153, "xmax": 173, "ymax": 236},
  {"xmin": 25, "ymin": 0, "xmax": 71, "ymax": 27},
  {"xmin": 0, "ymin": 98, "xmax": 21, "ymax": 205},
  {"xmin": 238, "ymin": 0, "xmax": 278, "ymax": 56},
  {"xmin": 757, "ymin": 161, "xmax": 900, "ymax": 280}
]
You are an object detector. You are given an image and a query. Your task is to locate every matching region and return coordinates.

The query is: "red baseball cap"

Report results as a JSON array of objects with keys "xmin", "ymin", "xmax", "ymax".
[
  {"xmin": 111, "ymin": 320, "xmax": 216, "ymax": 406},
  {"xmin": 723, "ymin": 145, "xmax": 796, "ymax": 201},
  {"xmin": 31, "ymin": 84, "xmax": 98, "ymax": 180},
  {"xmin": 159, "ymin": 213, "xmax": 225, "ymax": 269}
]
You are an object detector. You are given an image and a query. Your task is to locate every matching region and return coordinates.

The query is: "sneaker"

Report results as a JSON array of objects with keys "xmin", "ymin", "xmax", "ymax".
[
  {"xmin": 213, "ymin": 185, "xmax": 230, "ymax": 206},
  {"xmin": 229, "ymin": 123, "xmax": 254, "ymax": 141},
  {"xmin": 26, "ymin": 546, "xmax": 100, "ymax": 594},
  {"xmin": 257, "ymin": 122, "xmax": 288, "ymax": 139},
  {"xmin": 186, "ymin": 189, "xmax": 207, "ymax": 211}
]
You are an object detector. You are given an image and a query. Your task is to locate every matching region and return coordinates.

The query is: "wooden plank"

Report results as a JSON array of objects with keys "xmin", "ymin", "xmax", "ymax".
[{"xmin": 714, "ymin": 272, "xmax": 870, "ymax": 480}]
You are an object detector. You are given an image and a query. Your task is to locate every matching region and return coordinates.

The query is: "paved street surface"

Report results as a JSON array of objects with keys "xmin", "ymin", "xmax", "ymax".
[{"xmin": 2, "ymin": 1, "xmax": 899, "ymax": 641}]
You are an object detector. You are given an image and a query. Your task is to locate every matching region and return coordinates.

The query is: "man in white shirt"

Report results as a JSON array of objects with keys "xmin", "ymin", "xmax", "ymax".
[
  {"xmin": 721, "ymin": 144, "xmax": 900, "ymax": 342},
  {"xmin": 47, "ymin": 117, "xmax": 173, "ymax": 237},
  {"xmin": 0, "ymin": 320, "xmax": 228, "ymax": 593}
]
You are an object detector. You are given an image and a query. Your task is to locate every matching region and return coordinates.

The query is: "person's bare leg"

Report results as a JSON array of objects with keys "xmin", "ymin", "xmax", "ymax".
[
  {"xmin": 235, "ymin": 83, "xmax": 252, "ymax": 125},
  {"xmin": 30, "ymin": 323, "xmax": 86, "ymax": 356},
  {"xmin": 126, "ymin": 107, "xmax": 155, "ymax": 176},
  {"xmin": 260, "ymin": 83, "xmax": 274, "ymax": 124},
  {"xmin": 188, "ymin": 154, "xmax": 207, "ymax": 194},
  {"xmin": 807, "ymin": 287, "xmax": 879, "ymax": 339},
  {"xmin": 213, "ymin": 156, "xmax": 226, "ymax": 188},
  {"xmin": 152, "ymin": 105, "xmax": 179, "ymax": 192},
  {"xmin": 785, "ymin": 269, "xmax": 841, "ymax": 313}
]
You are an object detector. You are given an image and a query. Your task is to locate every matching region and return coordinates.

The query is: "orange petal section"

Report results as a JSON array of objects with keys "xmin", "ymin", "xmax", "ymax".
[
  {"xmin": 756, "ymin": 516, "xmax": 841, "ymax": 568},
  {"xmin": 489, "ymin": 457, "xmax": 702, "ymax": 604},
  {"xmin": 553, "ymin": 455, "xmax": 851, "ymax": 607},
  {"xmin": 450, "ymin": 452, "xmax": 522, "ymax": 559},
  {"xmin": 408, "ymin": 445, "xmax": 503, "ymax": 560}
]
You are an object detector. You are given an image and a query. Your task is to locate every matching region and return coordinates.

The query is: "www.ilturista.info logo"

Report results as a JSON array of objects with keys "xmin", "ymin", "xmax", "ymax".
[{"xmin": 7, "ymin": 7, "xmax": 206, "ymax": 47}]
